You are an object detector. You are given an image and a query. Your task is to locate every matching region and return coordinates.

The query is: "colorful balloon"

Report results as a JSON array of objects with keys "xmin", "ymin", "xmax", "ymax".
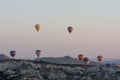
[
  {"xmin": 67, "ymin": 26, "xmax": 73, "ymax": 33},
  {"xmin": 97, "ymin": 55, "xmax": 103, "ymax": 62},
  {"xmin": 35, "ymin": 50, "xmax": 42, "ymax": 58},
  {"xmin": 10, "ymin": 50, "xmax": 16, "ymax": 58},
  {"xmin": 35, "ymin": 24, "xmax": 41, "ymax": 32},
  {"xmin": 78, "ymin": 54, "xmax": 84, "ymax": 60}
]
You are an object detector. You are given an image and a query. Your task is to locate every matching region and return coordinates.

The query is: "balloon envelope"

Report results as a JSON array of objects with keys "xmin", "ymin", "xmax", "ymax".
[
  {"xmin": 83, "ymin": 57, "xmax": 90, "ymax": 64},
  {"xmin": 35, "ymin": 24, "xmax": 41, "ymax": 32},
  {"xmin": 35, "ymin": 50, "xmax": 42, "ymax": 58},
  {"xmin": 105, "ymin": 63, "xmax": 111, "ymax": 67},
  {"xmin": 10, "ymin": 50, "xmax": 16, "ymax": 57},
  {"xmin": 78, "ymin": 54, "xmax": 84, "ymax": 60},
  {"xmin": 67, "ymin": 26, "xmax": 73, "ymax": 33},
  {"xmin": 97, "ymin": 55, "xmax": 103, "ymax": 62}
]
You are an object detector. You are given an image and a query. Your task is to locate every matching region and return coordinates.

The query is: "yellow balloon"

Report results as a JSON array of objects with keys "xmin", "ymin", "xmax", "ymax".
[{"xmin": 35, "ymin": 24, "xmax": 41, "ymax": 32}]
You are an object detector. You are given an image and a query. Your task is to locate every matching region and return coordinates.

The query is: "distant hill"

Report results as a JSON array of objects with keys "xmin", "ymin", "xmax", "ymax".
[
  {"xmin": 91, "ymin": 58, "xmax": 120, "ymax": 64},
  {"xmin": 103, "ymin": 59, "xmax": 120, "ymax": 64},
  {"xmin": 0, "ymin": 54, "xmax": 11, "ymax": 59},
  {"xmin": 35, "ymin": 55, "xmax": 96, "ymax": 64}
]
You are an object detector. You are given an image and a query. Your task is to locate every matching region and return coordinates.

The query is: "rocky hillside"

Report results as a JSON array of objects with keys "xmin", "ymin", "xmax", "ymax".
[
  {"xmin": 36, "ymin": 56, "xmax": 82, "ymax": 64},
  {"xmin": 36, "ymin": 55, "xmax": 97, "ymax": 65},
  {"xmin": 0, "ymin": 59, "xmax": 120, "ymax": 80},
  {"xmin": 0, "ymin": 54, "xmax": 11, "ymax": 59}
]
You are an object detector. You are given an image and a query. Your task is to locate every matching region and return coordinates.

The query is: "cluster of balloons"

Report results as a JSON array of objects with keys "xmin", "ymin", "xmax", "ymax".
[
  {"xmin": 78, "ymin": 54, "xmax": 104, "ymax": 64},
  {"xmin": 11, "ymin": 24, "xmax": 104, "ymax": 62},
  {"xmin": 9, "ymin": 24, "xmax": 73, "ymax": 58},
  {"xmin": 35, "ymin": 24, "xmax": 73, "ymax": 34},
  {"xmin": 6, "ymin": 24, "xmax": 42, "ymax": 58},
  {"xmin": 78, "ymin": 54, "xmax": 90, "ymax": 64}
]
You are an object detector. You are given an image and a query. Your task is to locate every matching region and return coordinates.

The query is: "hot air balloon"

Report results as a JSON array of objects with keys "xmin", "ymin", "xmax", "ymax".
[
  {"xmin": 97, "ymin": 55, "xmax": 103, "ymax": 62},
  {"xmin": 67, "ymin": 26, "xmax": 73, "ymax": 34},
  {"xmin": 83, "ymin": 57, "xmax": 90, "ymax": 64},
  {"xmin": 105, "ymin": 63, "xmax": 111, "ymax": 67},
  {"xmin": 35, "ymin": 50, "xmax": 42, "ymax": 58},
  {"xmin": 78, "ymin": 54, "xmax": 84, "ymax": 60},
  {"xmin": 35, "ymin": 24, "xmax": 41, "ymax": 32},
  {"xmin": 10, "ymin": 50, "xmax": 16, "ymax": 58}
]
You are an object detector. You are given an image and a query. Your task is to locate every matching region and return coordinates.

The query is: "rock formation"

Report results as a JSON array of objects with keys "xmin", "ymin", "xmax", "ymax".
[{"xmin": 0, "ymin": 59, "xmax": 120, "ymax": 80}]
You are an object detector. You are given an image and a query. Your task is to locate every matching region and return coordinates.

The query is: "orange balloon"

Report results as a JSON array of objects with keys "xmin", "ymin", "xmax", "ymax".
[{"xmin": 35, "ymin": 24, "xmax": 41, "ymax": 32}]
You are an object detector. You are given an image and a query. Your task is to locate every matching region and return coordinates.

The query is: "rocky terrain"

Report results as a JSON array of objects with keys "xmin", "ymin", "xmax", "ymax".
[
  {"xmin": 0, "ymin": 59, "xmax": 120, "ymax": 80},
  {"xmin": 36, "ymin": 56, "xmax": 97, "ymax": 65}
]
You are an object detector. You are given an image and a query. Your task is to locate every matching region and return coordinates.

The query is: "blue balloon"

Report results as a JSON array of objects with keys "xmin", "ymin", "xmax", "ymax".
[
  {"xmin": 83, "ymin": 57, "xmax": 90, "ymax": 64},
  {"xmin": 105, "ymin": 63, "xmax": 111, "ymax": 67},
  {"xmin": 36, "ymin": 50, "xmax": 42, "ymax": 53},
  {"xmin": 35, "ymin": 50, "xmax": 42, "ymax": 58}
]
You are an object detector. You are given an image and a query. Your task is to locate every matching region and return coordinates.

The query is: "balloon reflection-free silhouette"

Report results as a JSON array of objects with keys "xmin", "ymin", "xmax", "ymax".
[
  {"xmin": 35, "ymin": 50, "xmax": 42, "ymax": 58},
  {"xmin": 97, "ymin": 55, "xmax": 103, "ymax": 62},
  {"xmin": 83, "ymin": 57, "xmax": 90, "ymax": 64},
  {"xmin": 10, "ymin": 50, "xmax": 16, "ymax": 58},
  {"xmin": 78, "ymin": 54, "xmax": 84, "ymax": 60},
  {"xmin": 67, "ymin": 26, "xmax": 73, "ymax": 34},
  {"xmin": 35, "ymin": 24, "xmax": 41, "ymax": 32}
]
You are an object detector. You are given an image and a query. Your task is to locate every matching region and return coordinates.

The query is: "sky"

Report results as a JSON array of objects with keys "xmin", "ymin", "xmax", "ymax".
[{"xmin": 0, "ymin": 0, "xmax": 120, "ymax": 59}]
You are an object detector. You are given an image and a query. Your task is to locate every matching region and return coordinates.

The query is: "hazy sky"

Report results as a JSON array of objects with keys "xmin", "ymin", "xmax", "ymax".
[{"xmin": 0, "ymin": 0, "xmax": 120, "ymax": 59}]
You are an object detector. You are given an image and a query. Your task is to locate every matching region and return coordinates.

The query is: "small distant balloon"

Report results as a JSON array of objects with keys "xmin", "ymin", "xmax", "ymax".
[
  {"xmin": 97, "ymin": 55, "xmax": 103, "ymax": 62},
  {"xmin": 35, "ymin": 50, "xmax": 42, "ymax": 58},
  {"xmin": 67, "ymin": 26, "xmax": 73, "ymax": 34},
  {"xmin": 35, "ymin": 24, "xmax": 41, "ymax": 32},
  {"xmin": 10, "ymin": 50, "xmax": 16, "ymax": 58},
  {"xmin": 105, "ymin": 63, "xmax": 111, "ymax": 67},
  {"xmin": 83, "ymin": 57, "xmax": 90, "ymax": 64},
  {"xmin": 78, "ymin": 54, "xmax": 84, "ymax": 60}
]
